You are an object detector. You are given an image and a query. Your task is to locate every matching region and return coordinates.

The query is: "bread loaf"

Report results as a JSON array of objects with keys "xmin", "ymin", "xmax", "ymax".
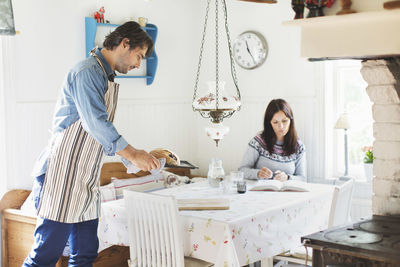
[{"xmin": 150, "ymin": 148, "xmax": 180, "ymax": 166}]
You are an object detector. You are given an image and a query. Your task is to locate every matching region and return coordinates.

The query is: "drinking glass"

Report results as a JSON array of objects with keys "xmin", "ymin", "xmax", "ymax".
[
  {"xmin": 230, "ymin": 171, "xmax": 244, "ymax": 185},
  {"xmin": 237, "ymin": 180, "xmax": 247, "ymax": 194},
  {"xmin": 208, "ymin": 158, "xmax": 225, "ymax": 188},
  {"xmin": 220, "ymin": 175, "xmax": 231, "ymax": 194}
]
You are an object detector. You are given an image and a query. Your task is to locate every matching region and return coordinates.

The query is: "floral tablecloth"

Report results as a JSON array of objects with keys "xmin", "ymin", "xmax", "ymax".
[{"xmin": 98, "ymin": 181, "xmax": 333, "ymax": 266}]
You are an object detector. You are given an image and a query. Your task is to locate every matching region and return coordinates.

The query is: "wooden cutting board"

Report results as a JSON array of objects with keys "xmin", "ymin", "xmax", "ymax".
[{"xmin": 177, "ymin": 198, "xmax": 230, "ymax": 210}]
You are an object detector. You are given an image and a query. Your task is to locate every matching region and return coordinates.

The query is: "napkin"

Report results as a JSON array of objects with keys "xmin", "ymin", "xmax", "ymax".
[{"xmin": 126, "ymin": 157, "xmax": 166, "ymax": 176}]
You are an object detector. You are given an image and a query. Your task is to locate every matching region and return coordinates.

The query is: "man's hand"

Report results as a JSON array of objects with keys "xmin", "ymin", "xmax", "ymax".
[
  {"xmin": 130, "ymin": 149, "xmax": 160, "ymax": 171},
  {"xmin": 273, "ymin": 170, "xmax": 289, "ymax": 181},
  {"xmin": 258, "ymin": 167, "xmax": 273, "ymax": 179},
  {"xmin": 117, "ymin": 145, "xmax": 160, "ymax": 171}
]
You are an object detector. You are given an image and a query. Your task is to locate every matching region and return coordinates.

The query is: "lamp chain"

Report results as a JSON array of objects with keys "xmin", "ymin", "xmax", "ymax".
[
  {"xmin": 192, "ymin": 0, "xmax": 240, "ymax": 114},
  {"xmin": 215, "ymin": 0, "xmax": 220, "ymax": 110},
  {"xmin": 221, "ymin": 0, "xmax": 241, "ymax": 106},
  {"xmin": 192, "ymin": 0, "xmax": 211, "ymax": 111}
]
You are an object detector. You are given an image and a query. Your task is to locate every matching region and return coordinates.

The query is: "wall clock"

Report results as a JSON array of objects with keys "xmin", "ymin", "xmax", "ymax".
[{"xmin": 233, "ymin": 31, "xmax": 268, "ymax": 69}]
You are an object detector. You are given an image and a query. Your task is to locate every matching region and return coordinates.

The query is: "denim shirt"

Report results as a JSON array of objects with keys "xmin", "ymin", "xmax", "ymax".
[{"xmin": 32, "ymin": 49, "xmax": 128, "ymax": 177}]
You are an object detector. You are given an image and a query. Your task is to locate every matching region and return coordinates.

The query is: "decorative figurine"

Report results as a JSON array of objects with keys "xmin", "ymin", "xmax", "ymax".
[
  {"xmin": 305, "ymin": 0, "xmax": 335, "ymax": 18},
  {"xmin": 292, "ymin": 0, "xmax": 305, "ymax": 19},
  {"xmin": 336, "ymin": 0, "xmax": 356, "ymax": 15},
  {"xmin": 138, "ymin": 17, "xmax": 148, "ymax": 27},
  {"xmin": 94, "ymin": 6, "xmax": 105, "ymax": 23},
  {"xmin": 384, "ymin": 0, "xmax": 400, "ymax": 9}
]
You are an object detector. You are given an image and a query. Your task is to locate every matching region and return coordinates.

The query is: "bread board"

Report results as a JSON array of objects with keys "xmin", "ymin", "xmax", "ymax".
[{"xmin": 177, "ymin": 198, "xmax": 230, "ymax": 210}]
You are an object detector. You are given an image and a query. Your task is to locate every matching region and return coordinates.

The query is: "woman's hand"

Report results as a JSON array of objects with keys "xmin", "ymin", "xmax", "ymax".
[
  {"xmin": 273, "ymin": 170, "xmax": 289, "ymax": 181},
  {"xmin": 258, "ymin": 167, "xmax": 273, "ymax": 179}
]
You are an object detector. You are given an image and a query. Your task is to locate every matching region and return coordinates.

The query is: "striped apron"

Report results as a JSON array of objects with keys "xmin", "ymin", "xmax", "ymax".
[{"xmin": 37, "ymin": 51, "xmax": 119, "ymax": 223}]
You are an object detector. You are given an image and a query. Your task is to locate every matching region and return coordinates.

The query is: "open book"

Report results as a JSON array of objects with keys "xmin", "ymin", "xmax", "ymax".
[{"xmin": 250, "ymin": 180, "xmax": 309, "ymax": 192}]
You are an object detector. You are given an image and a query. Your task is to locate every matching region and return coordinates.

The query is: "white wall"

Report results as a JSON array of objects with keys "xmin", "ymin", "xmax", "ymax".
[
  {"xmin": 193, "ymin": 0, "xmax": 325, "ymax": 177},
  {"xmin": 4, "ymin": 0, "xmax": 325, "ymax": 190},
  {"xmin": 0, "ymin": 38, "xmax": 9, "ymax": 196}
]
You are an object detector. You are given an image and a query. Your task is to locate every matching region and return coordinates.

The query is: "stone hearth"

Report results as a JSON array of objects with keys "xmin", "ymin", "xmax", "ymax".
[{"xmin": 360, "ymin": 59, "xmax": 400, "ymax": 216}]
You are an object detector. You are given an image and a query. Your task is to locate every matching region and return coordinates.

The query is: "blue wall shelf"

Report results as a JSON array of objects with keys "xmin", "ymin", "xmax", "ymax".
[{"xmin": 85, "ymin": 17, "xmax": 158, "ymax": 85}]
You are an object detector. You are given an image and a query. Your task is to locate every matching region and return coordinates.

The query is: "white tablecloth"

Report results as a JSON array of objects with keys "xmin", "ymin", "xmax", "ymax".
[{"xmin": 98, "ymin": 181, "xmax": 333, "ymax": 266}]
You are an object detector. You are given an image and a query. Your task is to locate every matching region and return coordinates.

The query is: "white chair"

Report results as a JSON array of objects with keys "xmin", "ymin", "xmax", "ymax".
[
  {"xmin": 328, "ymin": 178, "xmax": 355, "ymax": 228},
  {"xmin": 273, "ymin": 179, "xmax": 355, "ymax": 267},
  {"xmin": 124, "ymin": 190, "xmax": 214, "ymax": 267}
]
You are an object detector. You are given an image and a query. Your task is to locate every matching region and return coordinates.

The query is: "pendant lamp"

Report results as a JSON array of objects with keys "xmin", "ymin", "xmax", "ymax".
[{"xmin": 192, "ymin": 0, "xmax": 241, "ymax": 147}]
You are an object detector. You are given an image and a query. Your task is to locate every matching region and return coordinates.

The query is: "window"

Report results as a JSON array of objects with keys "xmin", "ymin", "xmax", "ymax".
[{"xmin": 325, "ymin": 60, "xmax": 373, "ymax": 181}]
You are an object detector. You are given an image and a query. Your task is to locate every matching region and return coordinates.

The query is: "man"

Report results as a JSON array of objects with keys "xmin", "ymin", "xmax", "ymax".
[{"xmin": 23, "ymin": 21, "xmax": 160, "ymax": 267}]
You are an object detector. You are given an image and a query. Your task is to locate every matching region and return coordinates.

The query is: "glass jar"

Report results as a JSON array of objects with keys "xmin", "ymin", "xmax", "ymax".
[
  {"xmin": 207, "ymin": 158, "xmax": 216, "ymax": 187},
  {"xmin": 208, "ymin": 158, "xmax": 225, "ymax": 188}
]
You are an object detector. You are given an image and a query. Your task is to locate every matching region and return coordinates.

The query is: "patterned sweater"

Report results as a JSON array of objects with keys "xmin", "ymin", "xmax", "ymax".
[{"xmin": 238, "ymin": 134, "xmax": 307, "ymax": 181}]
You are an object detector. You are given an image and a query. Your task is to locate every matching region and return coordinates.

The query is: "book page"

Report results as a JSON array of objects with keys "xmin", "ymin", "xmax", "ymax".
[
  {"xmin": 250, "ymin": 180, "xmax": 283, "ymax": 191},
  {"xmin": 250, "ymin": 179, "xmax": 309, "ymax": 192},
  {"xmin": 281, "ymin": 180, "xmax": 309, "ymax": 192}
]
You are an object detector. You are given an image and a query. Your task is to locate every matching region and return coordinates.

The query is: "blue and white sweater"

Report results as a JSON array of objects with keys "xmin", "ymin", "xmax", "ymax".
[{"xmin": 238, "ymin": 134, "xmax": 307, "ymax": 181}]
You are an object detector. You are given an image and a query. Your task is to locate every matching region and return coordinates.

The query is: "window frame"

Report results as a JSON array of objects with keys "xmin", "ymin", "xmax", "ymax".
[{"xmin": 324, "ymin": 60, "xmax": 372, "ymax": 181}]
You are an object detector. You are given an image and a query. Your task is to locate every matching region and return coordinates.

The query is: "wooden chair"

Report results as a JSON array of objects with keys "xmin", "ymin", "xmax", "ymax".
[
  {"xmin": 124, "ymin": 190, "xmax": 213, "ymax": 267},
  {"xmin": 273, "ymin": 179, "xmax": 355, "ymax": 267}
]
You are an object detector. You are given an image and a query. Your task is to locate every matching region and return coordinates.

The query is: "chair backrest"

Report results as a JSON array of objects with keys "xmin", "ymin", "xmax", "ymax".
[
  {"xmin": 328, "ymin": 178, "xmax": 355, "ymax": 228},
  {"xmin": 124, "ymin": 190, "xmax": 184, "ymax": 267}
]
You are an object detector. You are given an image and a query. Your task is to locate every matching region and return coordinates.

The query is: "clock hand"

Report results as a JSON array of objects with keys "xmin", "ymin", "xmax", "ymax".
[{"xmin": 245, "ymin": 40, "xmax": 257, "ymax": 65}]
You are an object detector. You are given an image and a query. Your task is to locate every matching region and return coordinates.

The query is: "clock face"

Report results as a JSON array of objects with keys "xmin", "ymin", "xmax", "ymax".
[{"xmin": 233, "ymin": 31, "xmax": 268, "ymax": 69}]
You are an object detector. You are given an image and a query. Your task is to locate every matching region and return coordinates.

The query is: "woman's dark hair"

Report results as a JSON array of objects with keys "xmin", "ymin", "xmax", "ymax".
[
  {"xmin": 103, "ymin": 21, "xmax": 154, "ymax": 57},
  {"xmin": 261, "ymin": 99, "xmax": 298, "ymax": 156}
]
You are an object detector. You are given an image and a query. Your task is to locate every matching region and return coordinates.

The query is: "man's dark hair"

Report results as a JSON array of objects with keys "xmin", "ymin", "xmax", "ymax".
[{"xmin": 103, "ymin": 21, "xmax": 154, "ymax": 57}]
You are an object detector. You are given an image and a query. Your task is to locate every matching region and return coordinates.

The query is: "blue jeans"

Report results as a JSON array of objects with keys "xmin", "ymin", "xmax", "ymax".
[{"xmin": 24, "ymin": 175, "xmax": 99, "ymax": 267}]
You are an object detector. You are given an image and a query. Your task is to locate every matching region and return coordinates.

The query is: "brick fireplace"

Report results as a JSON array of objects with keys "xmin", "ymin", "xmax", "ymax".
[
  {"xmin": 284, "ymin": 7, "xmax": 400, "ymax": 266},
  {"xmin": 360, "ymin": 59, "xmax": 400, "ymax": 216}
]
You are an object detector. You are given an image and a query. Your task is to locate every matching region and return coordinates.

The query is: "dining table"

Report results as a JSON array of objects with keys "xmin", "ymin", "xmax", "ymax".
[{"xmin": 98, "ymin": 180, "xmax": 334, "ymax": 267}]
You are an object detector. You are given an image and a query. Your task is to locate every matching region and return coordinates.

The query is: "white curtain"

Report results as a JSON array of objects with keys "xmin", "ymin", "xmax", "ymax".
[{"xmin": 0, "ymin": 36, "xmax": 10, "ymax": 197}]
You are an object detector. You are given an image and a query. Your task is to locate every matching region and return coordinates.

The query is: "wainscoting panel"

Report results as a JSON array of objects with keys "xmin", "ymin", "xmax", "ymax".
[
  {"xmin": 112, "ymin": 99, "xmax": 198, "ymax": 167},
  {"xmin": 10, "ymin": 96, "xmax": 323, "ymax": 189},
  {"xmin": 11, "ymin": 102, "xmax": 55, "ymax": 189}
]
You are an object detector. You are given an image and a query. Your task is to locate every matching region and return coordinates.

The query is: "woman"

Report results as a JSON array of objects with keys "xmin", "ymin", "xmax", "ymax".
[{"xmin": 239, "ymin": 99, "xmax": 306, "ymax": 181}]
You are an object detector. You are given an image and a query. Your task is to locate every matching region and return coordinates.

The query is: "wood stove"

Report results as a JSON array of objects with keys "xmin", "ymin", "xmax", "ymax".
[{"xmin": 302, "ymin": 215, "xmax": 400, "ymax": 266}]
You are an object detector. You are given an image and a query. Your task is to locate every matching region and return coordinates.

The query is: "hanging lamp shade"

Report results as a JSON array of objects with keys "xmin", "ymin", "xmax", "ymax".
[
  {"xmin": 192, "ymin": 81, "xmax": 241, "ymax": 124},
  {"xmin": 205, "ymin": 123, "xmax": 230, "ymax": 147}
]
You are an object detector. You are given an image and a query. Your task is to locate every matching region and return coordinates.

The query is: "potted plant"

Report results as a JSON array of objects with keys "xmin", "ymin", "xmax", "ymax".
[{"xmin": 362, "ymin": 146, "xmax": 374, "ymax": 183}]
